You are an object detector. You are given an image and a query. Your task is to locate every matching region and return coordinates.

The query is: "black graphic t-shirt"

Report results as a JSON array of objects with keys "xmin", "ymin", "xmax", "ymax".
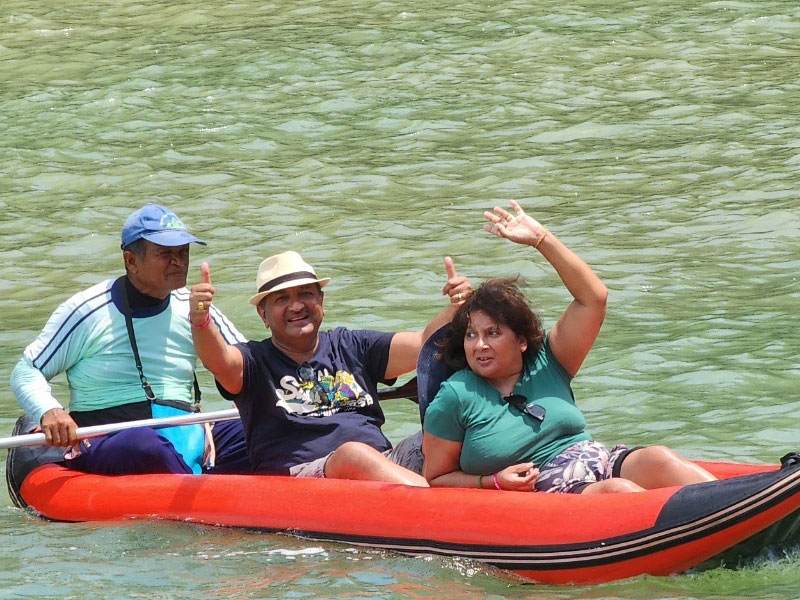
[{"xmin": 220, "ymin": 327, "xmax": 396, "ymax": 474}]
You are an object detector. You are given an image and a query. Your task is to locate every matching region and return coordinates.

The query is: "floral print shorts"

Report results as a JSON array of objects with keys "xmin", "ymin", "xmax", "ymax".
[{"xmin": 534, "ymin": 440, "xmax": 639, "ymax": 494}]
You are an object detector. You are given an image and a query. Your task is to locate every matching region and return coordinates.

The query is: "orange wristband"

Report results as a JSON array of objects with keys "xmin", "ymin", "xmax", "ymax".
[{"xmin": 192, "ymin": 314, "xmax": 212, "ymax": 329}]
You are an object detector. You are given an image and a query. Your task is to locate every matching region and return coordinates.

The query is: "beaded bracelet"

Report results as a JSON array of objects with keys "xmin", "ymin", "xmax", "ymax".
[{"xmin": 492, "ymin": 472, "xmax": 502, "ymax": 490}]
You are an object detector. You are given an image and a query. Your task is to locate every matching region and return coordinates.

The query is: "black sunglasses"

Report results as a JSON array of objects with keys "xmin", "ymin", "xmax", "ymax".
[
  {"xmin": 296, "ymin": 362, "xmax": 328, "ymax": 404},
  {"xmin": 504, "ymin": 394, "xmax": 546, "ymax": 422},
  {"xmin": 297, "ymin": 362, "xmax": 316, "ymax": 383}
]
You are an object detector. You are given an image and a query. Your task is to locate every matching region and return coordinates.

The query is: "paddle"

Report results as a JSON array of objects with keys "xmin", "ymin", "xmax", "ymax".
[
  {"xmin": 377, "ymin": 376, "xmax": 418, "ymax": 402},
  {"xmin": 0, "ymin": 408, "xmax": 240, "ymax": 450},
  {"xmin": 0, "ymin": 376, "xmax": 419, "ymax": 450}
]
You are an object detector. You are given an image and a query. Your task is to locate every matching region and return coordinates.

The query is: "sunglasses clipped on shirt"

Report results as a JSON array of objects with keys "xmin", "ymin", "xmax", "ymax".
[
  {"xmin": 297, "ymin": 362, "xmax": 316, "ymax": 384},
  {"xmin": 503, "ymin": 394, "xmax": 546, "ymax": 422},
  {"xmin": 296, "ymin": 362, "xmax": 329, "ymax": 405}
]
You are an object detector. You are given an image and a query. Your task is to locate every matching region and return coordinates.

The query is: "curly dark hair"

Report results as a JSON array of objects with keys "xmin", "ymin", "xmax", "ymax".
[{"xmin": 440, "ymin": 277, "xmax": 545, "ymax": 370}]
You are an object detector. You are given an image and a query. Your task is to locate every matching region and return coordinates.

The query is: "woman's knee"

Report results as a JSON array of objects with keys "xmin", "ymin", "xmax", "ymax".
[
  {"xmin": 620, "ymin": 445, "xmax": 714, "ymax": 487},
  {"xmin": 583, "ymin": 478, "xmax": 644, "ymax": 494},
  {"xmin": 644, "ymin": 445, "xmax": 678, "ymax": 459},
  {"xmin": 631, "ymin": 445, "xmax": 684, "ymax": 470}
]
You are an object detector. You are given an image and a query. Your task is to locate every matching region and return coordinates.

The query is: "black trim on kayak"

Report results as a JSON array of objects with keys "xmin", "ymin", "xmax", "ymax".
[
  {"xmin": 245, "ymin": 465, "xmax": 800, "ymax": 571},
  {"xmin": 6, "ymin": 415, "xmax": 66, "ymax": 510}
]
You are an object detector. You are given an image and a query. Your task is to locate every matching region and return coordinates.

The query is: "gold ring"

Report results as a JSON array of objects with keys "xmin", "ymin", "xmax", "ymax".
[
  {"xmin": 456, "ymin": 293, "xmax": 463, "ymax": 301},
  {"xmin": 197, "ymin": 302, "xmax": 205, "ymax": 311}
]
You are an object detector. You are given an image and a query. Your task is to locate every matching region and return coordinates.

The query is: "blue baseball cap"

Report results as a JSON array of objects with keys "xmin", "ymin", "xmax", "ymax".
[{"xmin": 120, "ymin": 204, "xmax": 207, "ymax": 248}]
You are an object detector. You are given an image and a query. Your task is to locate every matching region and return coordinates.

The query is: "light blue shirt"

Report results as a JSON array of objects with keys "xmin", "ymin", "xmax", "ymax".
[{"xmin": 10, "ymin": 277, "xmax": 245, "ymax": 472}]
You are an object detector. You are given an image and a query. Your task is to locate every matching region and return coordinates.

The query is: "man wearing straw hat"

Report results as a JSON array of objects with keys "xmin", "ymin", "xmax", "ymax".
[
  {"xmin": 10, "ymin": 204, "xmax": 249, "ymax": 475},
  {"xmin": 189, "ymin": 250, "xmax": 471, "ymax": 485}
]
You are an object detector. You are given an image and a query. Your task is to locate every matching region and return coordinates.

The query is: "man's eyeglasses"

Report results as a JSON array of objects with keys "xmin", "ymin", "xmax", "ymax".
[{"xmin": 504, "ymin": 394, "xmax": 546, "ymax": 422}]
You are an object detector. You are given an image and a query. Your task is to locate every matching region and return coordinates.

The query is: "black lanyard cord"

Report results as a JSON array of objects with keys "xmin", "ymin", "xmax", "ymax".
[{"xmin": 118, "ymin": 276, "xmax": 201, "ymax": 409}]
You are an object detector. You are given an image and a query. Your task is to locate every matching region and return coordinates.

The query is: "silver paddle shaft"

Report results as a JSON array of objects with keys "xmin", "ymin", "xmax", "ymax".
[{"xmin": 0, "ymin": 408, "xmax": 240, "ymax": 450}]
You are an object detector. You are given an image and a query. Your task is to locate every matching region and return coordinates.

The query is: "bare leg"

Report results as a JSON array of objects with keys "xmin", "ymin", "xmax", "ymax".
[
  {"xmin": 325, "ymin": 442, "xmax": 429, "ymax": 487},
  {"xmin": 620, "ymin": 446, "xmax": 716, "ymax": 489},
  {"xmin": 582, "ymin": 478, "xmax": 645, "ymax": 494}
]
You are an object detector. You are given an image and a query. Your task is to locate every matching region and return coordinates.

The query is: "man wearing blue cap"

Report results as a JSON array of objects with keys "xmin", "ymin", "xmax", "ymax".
[{"xmin": 10, "ymin": 204, "xmax": 248, "ymax": 475}]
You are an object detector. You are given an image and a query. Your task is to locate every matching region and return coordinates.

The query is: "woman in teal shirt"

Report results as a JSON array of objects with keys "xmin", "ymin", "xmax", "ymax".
[{"xmin": 422, "ymin": 201, "xmax": 715, "ymax": 494}]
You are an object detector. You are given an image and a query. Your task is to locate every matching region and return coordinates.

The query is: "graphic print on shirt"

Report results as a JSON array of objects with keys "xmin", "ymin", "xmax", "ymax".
[{"xmin": 275, "ymin": 367, "xmax": 374, "ymax": 416}]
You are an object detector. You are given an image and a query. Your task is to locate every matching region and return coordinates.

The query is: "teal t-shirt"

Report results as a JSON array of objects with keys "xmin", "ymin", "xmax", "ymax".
[{"xmin": 423, "ymin": 338, "xmax": 591, "ymax": 474}]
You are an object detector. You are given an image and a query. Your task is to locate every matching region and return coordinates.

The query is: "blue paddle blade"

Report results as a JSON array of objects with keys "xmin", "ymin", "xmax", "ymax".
[{"xmin": 415, "ymin": 324, "xmax": 455, "ymax": 424}]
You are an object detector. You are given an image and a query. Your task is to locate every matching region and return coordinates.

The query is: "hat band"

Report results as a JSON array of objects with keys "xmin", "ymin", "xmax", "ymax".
[{"xmin": 258, "ymin": 271, "xmax": 318, "ymax": 294}]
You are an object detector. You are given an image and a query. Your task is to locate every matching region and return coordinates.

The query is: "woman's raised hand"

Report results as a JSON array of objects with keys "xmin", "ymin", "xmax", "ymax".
[{"xmin": 483, "ymin": 200, "xmax": 547, "ymax": 248}]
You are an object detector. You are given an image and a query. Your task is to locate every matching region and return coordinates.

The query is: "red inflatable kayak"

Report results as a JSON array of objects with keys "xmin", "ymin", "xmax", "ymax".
[{"xmin": 7, "ymin": 417, "xmax": 800, "ymax": 585}]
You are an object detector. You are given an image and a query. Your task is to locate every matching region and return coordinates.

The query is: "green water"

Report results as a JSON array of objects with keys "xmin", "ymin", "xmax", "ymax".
[{"xmin": 1, "ymin": 0, "xmax": 799, "ymax": 597}]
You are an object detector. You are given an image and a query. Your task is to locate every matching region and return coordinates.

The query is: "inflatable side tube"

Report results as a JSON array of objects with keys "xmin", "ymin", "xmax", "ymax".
[{"xmin": 6, "ymin": 415, "xmax": 66, "ymax": 510}]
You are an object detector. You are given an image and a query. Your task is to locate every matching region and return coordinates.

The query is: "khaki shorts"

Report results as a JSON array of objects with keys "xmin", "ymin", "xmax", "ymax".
[{"xmin": 288, "ymin": 430, "xmax": 423, "ymax": 478}]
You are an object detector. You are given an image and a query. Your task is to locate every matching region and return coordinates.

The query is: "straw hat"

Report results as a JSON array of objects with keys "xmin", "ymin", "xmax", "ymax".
[{"xmin": 249, "ymin": 251, "xmax": 331, "ymax": 306}]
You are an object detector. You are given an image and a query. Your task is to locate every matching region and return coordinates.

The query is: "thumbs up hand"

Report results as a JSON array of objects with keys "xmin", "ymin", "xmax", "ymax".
[
  {"xmin": 441, "ymin": 256, "xmax": 472, "ymax": 306},
  {"xmin": 189, "ymin": 262, "xmax": 215, "ymax": 327}
]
